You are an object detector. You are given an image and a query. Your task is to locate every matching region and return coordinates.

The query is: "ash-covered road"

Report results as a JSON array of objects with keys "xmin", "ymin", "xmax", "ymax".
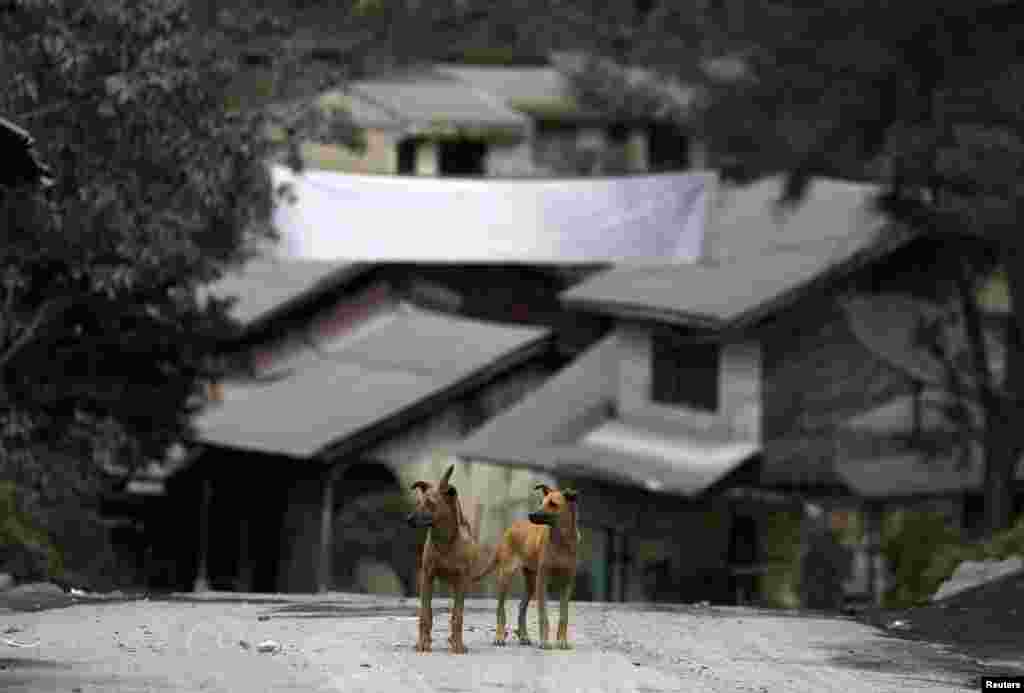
[{"xmin": 2, "ymin": 591, "xmax": 1019, "ymax": 692}]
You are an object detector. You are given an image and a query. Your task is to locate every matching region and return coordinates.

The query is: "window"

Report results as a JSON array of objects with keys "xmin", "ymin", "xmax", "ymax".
[
  {"xmin": 650, "ymin": 329, "xmax": 720, "ymax": 411},
  {"xmin": 397, "ymin": 138, "xmax": 417, "ymax": 175},
  {"xmin": 634, "ymin": 0, "xmax": 656, "ymax": 19},
  {"xmin": 438, "ymin": 138, "xmax": 487, "ymax": 176},
  {"xmin": 962, "ymin": 493, "xmax": 985, "ymax": 535},
  {"xmin": 607, "ymin": 123, "xmax": 630, "ymax": 144},
  {"xmin": 647, "ymin": 121, "xmax": 691, "ymax": 171}
]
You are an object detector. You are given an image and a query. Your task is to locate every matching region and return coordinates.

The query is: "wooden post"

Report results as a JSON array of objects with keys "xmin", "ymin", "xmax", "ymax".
[
  {"xmin": 316, "ymin": 464, "xmax": 340, "ymax": 594},
  {"xmin": 193, "ymin": 478, "xmax": 212, "ymax": 592},
  {"xmin": 237, "ymin": 514, "xmax": 252, "ymax": 593},
  {"xmin": 864, "ymin": 502, "xmax": 885, "ymax": 607},
  {"xmin": 603, "ymin": 528, "xmax": 615, "ymax": 603},
  {"xmin": 610, "ymin": 530, "xmax": 629, "ymax": 602}
]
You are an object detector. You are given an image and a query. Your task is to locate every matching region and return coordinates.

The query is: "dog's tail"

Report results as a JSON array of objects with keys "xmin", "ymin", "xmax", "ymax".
[{"xmin": 472, "ymin": 543, "xmax": 500, "ymax": 583}]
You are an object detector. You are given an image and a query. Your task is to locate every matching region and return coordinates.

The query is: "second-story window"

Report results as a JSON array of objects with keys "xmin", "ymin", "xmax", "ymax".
[{"xmin": 650, "ymin": 328, "xmax": 720, "ymax": 411}]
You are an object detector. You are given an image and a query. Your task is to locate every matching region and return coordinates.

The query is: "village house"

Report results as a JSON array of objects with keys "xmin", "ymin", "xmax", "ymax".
[
  {"xmin": 127, "ymin": 260, "xmax": 609, "ymax": 595},
  {"xmin": 103, "ymin": 171, "xmax": 1023, "ymax": 606},
  {"xmin": 295, "ymin": 53, "xmax": 696, "ymax": 177},
  {"xmin": 455, "ymin": 174, "xmax": 1024, "ymax": 608}
]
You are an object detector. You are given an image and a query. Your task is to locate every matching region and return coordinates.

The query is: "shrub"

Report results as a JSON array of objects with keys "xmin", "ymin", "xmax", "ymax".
[
  {"xmin": 881, "ymin": 510, "xmax": 964, "ymax": 608},
  {"xmin": 761, "ymin": 510, "xmax": 803, "ymax": 608},
  {"xmin": 0, "ymin": 481, "xmax": 62, "ymax": 580},
  {"xmin": 882, "ymin": 510, "xmax": 1024, "ymax": 608}
]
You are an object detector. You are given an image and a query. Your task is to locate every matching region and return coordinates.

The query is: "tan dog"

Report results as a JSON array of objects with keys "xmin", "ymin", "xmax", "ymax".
[
  {"xmin": 482, "ymin": 484, "xmax": 580, "ymax": 650},
  {"xmin": 407, "ymin": 464, "xmax": 492, "ymax": 654}
]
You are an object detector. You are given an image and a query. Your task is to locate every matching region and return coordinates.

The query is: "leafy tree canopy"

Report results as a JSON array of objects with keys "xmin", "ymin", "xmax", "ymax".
[
  {"xmin": 690, "ymin": 0, "xmax": 1024, "ymax": 534},
  {"xmin": 0, "ymin": 0, "xmax": 279, "ymax": 506}
]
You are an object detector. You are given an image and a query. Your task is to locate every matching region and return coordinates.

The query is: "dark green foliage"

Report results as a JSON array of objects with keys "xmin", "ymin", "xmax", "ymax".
[
  {"xmin": 687, "ymin": 1, "xmax": 1024, "ymax": 536},
  {"xmin": 0, "ymin": 0, "xmax": 280, "ymax": 573},
  {"xmin": 882, "ymin": 510, "xmax": 1024, "ymax": 608}
]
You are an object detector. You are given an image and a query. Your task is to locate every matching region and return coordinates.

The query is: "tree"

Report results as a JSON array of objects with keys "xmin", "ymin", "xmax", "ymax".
[
  {"xmin": 0, "ymin": 0, "xmax": 279, "ymax": 524},
  {"xmin": 686, "ymin": 0, "xmax": 1024, "ymax": 536},
  {"xmin": 0, "ymin": 116, "xmax": 54, "ymax": 188},
  {"xmin": 550, "ymin": 1, "xmax": 1024, "ymax": 534}
]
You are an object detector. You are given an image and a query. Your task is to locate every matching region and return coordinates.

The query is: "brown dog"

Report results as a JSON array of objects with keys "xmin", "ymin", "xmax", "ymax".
[
  {"xmin": 483, "ymin": 484, "xmax": 580, "ymax": 650},
  {"xmin": 407, "ymin": 464, "xmax": 492, "ymax": 654}
]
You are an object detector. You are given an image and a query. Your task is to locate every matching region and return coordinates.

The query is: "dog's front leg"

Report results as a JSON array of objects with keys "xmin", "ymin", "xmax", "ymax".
[
  {"xmin": 416, "ymin": 568, "xmax": 434, "ymax": 652},
  {"xmin": 449, "ymin": 580, "xmax": 468, "ymax": 654},
  {"xmin": 536, "ymin": 566, "xmax": 551, "ymax": 649},
  {"xmin": 494, "ymin": 569, "xmax": 510, "ymax": 646},
  {"xmin": 516, "ymin": 568, "xmax": 536, "ymax": 645},
  {"xmin": 556, "ymin": 575, "xmax": 575, "ymax": 650}
]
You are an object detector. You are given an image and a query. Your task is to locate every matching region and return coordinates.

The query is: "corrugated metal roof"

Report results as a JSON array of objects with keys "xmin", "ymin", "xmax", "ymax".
[
  {"xmin": 201, "ymin": 257, "xmax": 357, "ymax": 326},
  {"xmin": 761, "ymin": 436, "xmax": 848, "ymax": 490},
  {"xmin": 764, "ymin": 390, "xmax": 1024, "ymax": 498},
  {"xmin": 562, "ymin": 175, "xmax": 892, "ymax": 328},
  {"xmin": 316, "ymin": 88, "xmax": 402, "ymax": 129},
  {"xmin": 836, "ymin": 450, "xmax": 1024, "ymax": 499},
  {"xmin": 347, "ymin": 70, "xmax": 530, "ymax": 130},
  {"xmin": 434, "ymin": 65, "xmax": 569, "ymax": 106},
  {"xmin": 195, "ymin": 304, "xmax": 548, "ymax": 458},
  {"xmin": 455, "ymin": 334, "xmax": 760, "ymax": 497}
]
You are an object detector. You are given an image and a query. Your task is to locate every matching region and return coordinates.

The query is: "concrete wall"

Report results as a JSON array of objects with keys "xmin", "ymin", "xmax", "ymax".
[
  {"xmin": 414, "ymin": 140, "xmax": 439, "ymax": 176},
  {"xmin": 625, "ymin": 129, "xmax": 649, "ymax": 173},
  {"xmin": 302, "ymin": 128, "xmax": 399, "ymax": 174},
  {"xmin": 615, "ymin": 323, "xmax": 763, "ymax": 442},
  {"xmin": 532, "ymin": 126, "xmax": 580, "ymax": 175},
  {"xmin": 485, "ymin": 141, "xmax": 535, "ymax": 177}
]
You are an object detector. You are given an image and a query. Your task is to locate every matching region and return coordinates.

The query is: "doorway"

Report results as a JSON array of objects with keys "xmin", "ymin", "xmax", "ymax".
[{"xmin": 438, "ymin": 138, "xmax": 487, "ymax": 176}]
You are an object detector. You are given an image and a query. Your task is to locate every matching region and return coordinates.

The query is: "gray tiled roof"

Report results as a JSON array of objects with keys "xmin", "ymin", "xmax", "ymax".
[
  {"xmin": 318, "ymin": 88, "xmax": 402, "ymax": 129},
  {"xmin": 201, "ymin": 258, "xmax": 358, "ymax": 326},
  {"xmin": 195, "ymin": 304, "xmax": 548, "ymax": 458},
  {"xmin": 456, "ymin": 335, "xmax": 759, "ymax": 497},
  {"xmin": 434, "ymin": 65, "xmax": 570, "ymax": 106},
  {"xmin": 835, "ymin": 451, "xmax": 1024, "ymax": 499},
  {"xmin": 562, "ymin": 176, "xmax": 895, "ymax": 328},
  {"xmin": 765, "ymin": 388, "xmax": 1024, "ymax": 498},
  {"xmin": 347, "ymin": 70, "xmax": 531, "ymax": 130}
]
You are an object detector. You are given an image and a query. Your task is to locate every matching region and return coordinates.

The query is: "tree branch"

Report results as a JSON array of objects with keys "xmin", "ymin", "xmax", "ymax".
[
  {"xmin": 0, "ymin": 297, "xmax": 71, "ymax": 370},
  {"xmin": 955, "ymin": 254, "xmax": 1001, "ymax": 422}
]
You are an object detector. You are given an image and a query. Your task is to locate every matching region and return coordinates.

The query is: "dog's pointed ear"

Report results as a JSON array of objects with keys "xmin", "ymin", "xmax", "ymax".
[
  {"xmin": 563, "ymin": 488, "xmax": 578, "ymax": 502},
  {"xmin": 440, "ymin": 464, "xmax": 455, "ymax": 487},
  {"xmin": 534, "ymin": 484, "xmax": 552, "ymax": 496},
  {"xmin": 411, "ymin": 481, "xmax": 431, "ymax": 494}
]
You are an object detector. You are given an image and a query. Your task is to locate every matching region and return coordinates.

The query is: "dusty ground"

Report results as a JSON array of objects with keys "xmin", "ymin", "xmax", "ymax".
[
  {"xmin": 861, "ymin": 570, "xmax": 1024, "ymax": 668},
  {"xmin": 2, "ymin": 585, "xmax": 1022, "ymax": 693}
]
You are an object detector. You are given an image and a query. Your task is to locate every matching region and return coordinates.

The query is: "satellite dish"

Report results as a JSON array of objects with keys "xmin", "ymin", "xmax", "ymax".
[{"xmin": 840, "ymin": 293, "xmax": 951, "ymax": 388}]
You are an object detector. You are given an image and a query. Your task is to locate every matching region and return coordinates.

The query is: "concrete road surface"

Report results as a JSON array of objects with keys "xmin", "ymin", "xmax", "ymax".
[{"xmin": 2, "ymin": 592, "xmax": 1021, "ymax": 692}]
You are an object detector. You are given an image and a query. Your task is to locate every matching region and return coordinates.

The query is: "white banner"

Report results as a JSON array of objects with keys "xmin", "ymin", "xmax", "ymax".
[{"xmin": 270, "ymin": 165, "xmax": 709, "ymax": 263}]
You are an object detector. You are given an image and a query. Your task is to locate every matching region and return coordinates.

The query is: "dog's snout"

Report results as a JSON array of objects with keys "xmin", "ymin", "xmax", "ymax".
[
  {"xmin": 407, "ymin": 512, "xmax": 432, "ymax": 528},
  {"xmin": 528, "ymin": 511, "xmax": 555, "ymax": 526}
]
